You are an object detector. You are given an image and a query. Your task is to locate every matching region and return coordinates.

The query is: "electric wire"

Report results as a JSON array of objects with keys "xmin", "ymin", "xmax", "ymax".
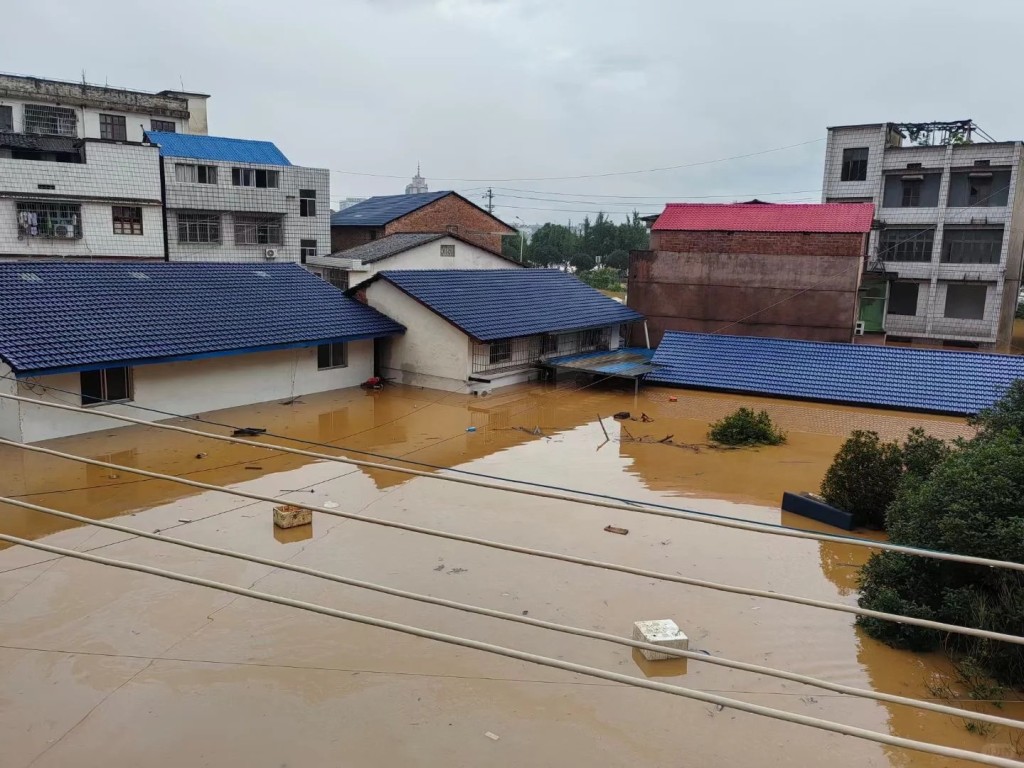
[
  {"xmin": 3, "ymin": 494, "xmax": 1022, "ymax": 732},
  {"xmin": 0, "ymin": 533, "xmax": 1019, "ymax": 768},
  {"xmin": 2, "ymin": 435, "xmax": 1023, "ymax": 645}
]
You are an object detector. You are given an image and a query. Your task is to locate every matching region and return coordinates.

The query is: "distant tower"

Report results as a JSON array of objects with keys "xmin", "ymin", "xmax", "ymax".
[{"xmin": 405, "ymin": 163, "xmax": 429, "ymax": 195}]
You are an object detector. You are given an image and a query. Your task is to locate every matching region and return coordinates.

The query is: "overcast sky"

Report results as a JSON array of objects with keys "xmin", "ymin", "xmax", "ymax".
[{"xmin": 7, "ymin": 0, "xmax": 1024, "ymax": 225}]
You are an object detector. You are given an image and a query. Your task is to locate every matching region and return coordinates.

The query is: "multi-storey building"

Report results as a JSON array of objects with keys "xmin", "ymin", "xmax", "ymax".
[
  {"xmin": 0, "ymin": 73, "xmax": 209, "ymax": 261},
  {"xmin": 148, "ymin": 132, "xmax": 330, "ymax": 264},
  {"xmin": 822, "ymin": 120, "xmax": 1024, "ymax": 350}
]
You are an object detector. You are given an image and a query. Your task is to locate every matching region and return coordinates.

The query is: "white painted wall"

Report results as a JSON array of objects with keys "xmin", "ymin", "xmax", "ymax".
[
  {"xmin": 365, "ymin": 280, "xmax": 471, "ymax": 391},
  {"xmin": 0, "ymin": 96, "xmax": 187, "ymax": 141},
  {"xmin": 0, "ymin": 364, "xmax": 21, "ymax": 442},
  {"xmin": 163, "ymin": 157, "xmax": 330, "ymax": 264},
  {"xmin": 308, "ymin": 235, "xmax": 519, "ymax": 276},
  {"xmin": 0, "ymin": 141, "xmax": 164, "ymax": 259},
  {"xmin": 4, "ymin": 341, "xmax": 374, "ymax": 443}
]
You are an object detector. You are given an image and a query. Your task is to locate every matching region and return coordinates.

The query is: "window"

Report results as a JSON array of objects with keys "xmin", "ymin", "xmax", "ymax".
[
  {"xmin": 944, "ymin": 284, "xmax": 987, "ymax": 320},
  {"xmin": 81, "ymin": 367, "xmax": 133, "ymax": 406},
  {"xmin": 324, "ymin": 268, "xmax": 348, "ymax": 290},
  {"xmin": 489, "ymin": 339, "xmax": 512, "ymax": 364},
  {"xmin": 0, "ymin": 105, "xmax": 11, "ymax": 132},
  {"xmin": 840, "ymin": 147, "xmax": 868, "ymax": 181},
  {"xmin": 446, "ymin": 225, "xmax": 460, "ymax": 235},
  {"xmin": 150, "ymin": 119, "xmax": 175, "ymax": 132},
  {"xmin": 23, "ymin": 104, "xmax": 76, "ymax": 136},
  {"xmin": 234, "ymin": 215, "xmax": 283, "ymax": 246},
  {"xmin": 16, "ymin": 201, "xmax": 82, "ymax": 238},
  {"xmin": 942, "ymin": 228, "xmax": 1003, "ymax": 265},
  {"xmin": 232, "ymin": 168, "xmax": 279, "ymax": 188},
  {"xmin": 99, "ymin": 114, "xmax": 127, "ymax": 141},
  {"xmin": 176, "ymin": 212, "xmax": 221, "ymax": 243},
  {"xmin": 317, "ymin": 342, "xmax": 347, "ymax": 370},
  {"xmin": 112, "ymin": 206, "xmax": 143, "ymax": 235},
  {"xmin": 300, "ymin": 239, "xmax": 316, "ymax": 264},
  {"xmin": 879, "ymin": 228, "xmax": 933, "ymax": 262},
  {"xmin": 901, "ymin": 179, "xmax": 921, "ymax": 207},
  {"xmin": 299, "ymin": 189, "xmax": 316, "ymax": 217},
  {"xmin": 887, "ymin": 282, "xmax": 919, "ymax": 316},
  {"xmin": 174, "ymin": 163, "xmax": 217, "ymax": 184},
  {"xmin": 440, "ymin": 244, "xmax": 455, "ymax": 258},
  {"xmin": 967, "ymin": 174, "xmax": 993, "ymax": 207},
  {"xmin": 948, "ymin": 170, "xmax": 1011, "ymax": 207}
]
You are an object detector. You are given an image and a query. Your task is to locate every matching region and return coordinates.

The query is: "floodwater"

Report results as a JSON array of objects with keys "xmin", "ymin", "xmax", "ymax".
[{"xmin": 0, "ymin": 381, "xmax": 1018, "ymax": 768}]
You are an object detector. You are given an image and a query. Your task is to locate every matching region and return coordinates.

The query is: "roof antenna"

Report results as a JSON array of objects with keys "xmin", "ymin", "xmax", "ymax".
[{"xmin": 179, "ymin": 75, "xmax": 185, "ymax": 91}]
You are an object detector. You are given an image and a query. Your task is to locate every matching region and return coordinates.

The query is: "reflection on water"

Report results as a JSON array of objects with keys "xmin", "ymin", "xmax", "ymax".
[{"xmin": 0, "ymin": 382, "xmax": 1009, "ymax": 767}]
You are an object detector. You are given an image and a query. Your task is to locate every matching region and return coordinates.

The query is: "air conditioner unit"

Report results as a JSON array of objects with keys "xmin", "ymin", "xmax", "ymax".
[
  {"xmin": 264, "ymin": 248, "xmax": 278, "ymax": 260},
  {"xmin": 854, "ymin": 321, "xmax": 866, "ymax": 336}
]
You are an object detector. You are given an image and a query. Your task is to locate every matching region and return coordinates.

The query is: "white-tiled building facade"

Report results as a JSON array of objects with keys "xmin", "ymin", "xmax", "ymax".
[{"xmin": 822, "ymin": 122, "xmax": 1024, "ymax": 350}]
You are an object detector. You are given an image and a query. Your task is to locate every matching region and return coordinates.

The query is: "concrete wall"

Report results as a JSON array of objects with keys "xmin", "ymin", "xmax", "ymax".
[
  {"xmin": 364, "ymin": 280, "xmax": 472, "ymax": 391},
  {"xmin": 0, "ymin": 97, "xmax": 187, "ymax": 142},
  {"xmin": 4, "ymin": 341, "xmax": 374, "ymax": 443},
  {"xmin": 0, "ymin": 365, "xmax": 21, "ymax": 443},
  {"xmin": 308, "ymin": 235, "xmax": 520, "ymax": 278},
  {"xmin": 163, "ymin": 158, "xmax": 330, "ymax": 264},
  {"xmin": 629, "ymin": 232, "xmax": 865, "ymax": 346},
  {"xmin": 0, "ymin": 141, "xmax": 164, "ymax": 259}
]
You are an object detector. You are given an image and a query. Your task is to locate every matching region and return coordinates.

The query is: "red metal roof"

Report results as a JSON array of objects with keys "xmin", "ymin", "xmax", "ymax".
[{"xmin": 652, "ymin": 203, "xmax": 875, "ymax": 233}]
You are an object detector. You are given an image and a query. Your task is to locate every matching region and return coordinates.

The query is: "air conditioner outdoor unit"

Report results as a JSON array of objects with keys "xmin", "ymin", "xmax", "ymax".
[
  {"xmin": 264, "ymin": 248, "xmax": 278, "ymax": 260},
  {"xmin": 854, "ymin": 321, "xmax": 866, "ymax": 336}
]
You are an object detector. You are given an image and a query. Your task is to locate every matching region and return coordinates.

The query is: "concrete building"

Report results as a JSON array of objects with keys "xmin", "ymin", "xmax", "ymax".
[
  {"xmin": 405, "ymin": 164, "xmax": 428, "ymax": 195},
  {"xmin": 0, "ymin": 262, "xmax": 402, "ymax": 442},
  {"xmin": 0, "ymin": 73, "xmax": 208, "ymax": 261},
  {"xmin": 628, "ymin": 203, "xmax": 874, "ymax": 347},
  {"xmin": 356, "ymin": 269, "xmax": 641, "ymax": 393},
  {"xmin": 331, "ymin": 191, "xmax": 515, "ymax": 255},
  {"xmin": 822, "ymin": 120, "xmax": 1024, "ymax": 350},
  {"xmin": 148, "ymin": 132, "xmax": 330, "ymax": 264},
  {"xmin": 307, "ymin": 231, "xmax": 520, "ymax": 289}
]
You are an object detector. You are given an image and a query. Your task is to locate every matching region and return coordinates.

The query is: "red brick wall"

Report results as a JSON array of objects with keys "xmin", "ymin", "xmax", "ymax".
[
  {"xmin": 384, "ymin": 195, "xmax": 512, "ymax": 254},
  {"xmin": 627, "ymin": 230, "xmax": 867, "ymax": 346},
  {"xmin": 331, "ymin": 226, "xmax": 384, "ymax": 253}
]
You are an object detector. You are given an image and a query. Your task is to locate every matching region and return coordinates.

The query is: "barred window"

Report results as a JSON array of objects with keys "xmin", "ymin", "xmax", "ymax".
[
  {"xmin": 23, "ymin": 104, "xmax": 76, "ymax": 136},
  {"xmin": 112, "ymin": 206, "xmax": 143, "ymax": 235},
  {"xmin": 232, "ymin": 168, "xmax": 279, "ymax": 188},
  {"xmin": 440, "ymin": 244, "xmax": 455, "ymax": 258},
  {"xmin": 174, "ymin": 163, "xmax": 217, "ymax": 184},
  {"xmin": 234, "ymin": 215, "xmax": 282, "ymax": 245},
  {"xmin": 16, "ymin": 201, "xmax": 82, "ymax": 238},
  {"xmin": 489, "ymin": 339, "xmax": 512, "ymax": 364},
  {"xmin": 99, "ymin": 114, "xmax": 127, "ymax": 141},
  {"xmin": 879, "ymin": 228, "xmax": 934, "ymax": 262},
  {"xmin": 150, "ymin": 119, "xmax": 175, "ymax": 132},
  {"xmin": 177, "ymin": 212, "xmax": 221, "ymax": 243},
  {"xmin": 942, "ymin": 228, "xmax": 1003, "ymax": 265}
]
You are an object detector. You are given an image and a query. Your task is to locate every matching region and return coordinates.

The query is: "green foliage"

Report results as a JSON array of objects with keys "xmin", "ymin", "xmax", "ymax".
[
  {"xmin": 570, "ymin": 252, "xmax": 596, "ymax": 273},
  {"xmin": 519, "ymin": 212, "xmax": 648, "ymax": 268},
  {"xmin": 707, "ymin": 408, "xmax": 786, "ymax": 447},
  {"xmin": 857, "ymin": 429, "xmax": 1024, "ymax": 686},
  {"xmin": 819, "ymin": 428, "xmax": 950, "ymax": 529},
  {"xmin": 603, "ymin": 249, "xmax": 630, "ymax": 272},
  {"xmin": 577, "ymin": 267, "xmax": 623, "ymax": 292},
  {"xmin": 970, "ymin": 379, "xmax": 1024, "ymax": 440},
  {"xmin": 501, "ymin": 233, "xmax": 524, "ymax": 262}
]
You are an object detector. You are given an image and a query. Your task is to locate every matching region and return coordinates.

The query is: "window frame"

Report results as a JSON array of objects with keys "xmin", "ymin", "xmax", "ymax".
[
  {"xmin": 840, "ymin": 147, "xmax": 869, "ymax": 182},
  {"xmin": 887, "ymin": 282, "xmax": 919, "ymax": 316},
  {"xmin": 944, "ymin": 283, "xmax": 988, "ymax": 321},
  {"xmin": 176, "ymin": 212, "xmax": 221, "ymax": 244},
  {"xmin": 440, "ymin": 244, "xmax": 455, "ymax": 258},
  {"xmin": 900, "ymin": 179, "xmax": 922, "ymax": 208},
  {"xmin": 317, "ymin": 342, "xmax": 348, "ymax": 370},
  {"xmin": 489, "ymin": 339, "xmax": 512, "ymax": 365},
  {"xmin": 0, "ymin": 105, "xmax": 12, "ymax": 132},
  {"xmin": 941, "ymin": 227, "xmax": 1004, "ymax": 265},
  {"xmin": 232, "ymin": 168, "xmax": 280, "ymax": 188},
  {"xmin": 879, "ymin": 228, "xmax": 934, "ymax": 263},
  {"xmin": 300, "ymin": 239, "xmax": 317, "ymax": 264},
  {"xmin": 111, "ymin": 205, "xmax": 144, "ymax": 236},
  {"xmin": 299, "ymin": 189, "xmax": 317, "ymax": 217},
  {"xmin": 23, "ymin": 104, "xmax": 76, "ymax": 136},
  {"xmin": 233, "ymin": 215, "xmax": 283, "ymax": 246},
  {"xmin": 16, "ymin": 201, "xmax": 83, "ymax": 239},
  {"xmin": 150, "ymin": 119, "xmax": 176, "ymax": 133},
  {"xmin": 99, "ymin": 113, "xmax": 127, "ymax": 141},
  {"xmin": 175, "ymin": 163, "xmax": 218, "ymax": 184},
  {"xmin": 80, "ymin": 367, "xmax": 134, "ymax": 407}
]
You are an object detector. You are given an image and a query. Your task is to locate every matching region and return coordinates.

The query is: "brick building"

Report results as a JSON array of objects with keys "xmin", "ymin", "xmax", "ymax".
[
  {"xmin": 628, "ymin": 202, "xmax": 874, "ymax": 346},
  {"xmin": 329, "ymin": 191, "xmax": 514, "ymax": 255}
]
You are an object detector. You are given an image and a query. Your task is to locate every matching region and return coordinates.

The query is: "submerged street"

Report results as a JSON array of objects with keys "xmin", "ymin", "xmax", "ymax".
[{"xmin": 0, "ymin": 382, "xmax": 1010, "ymax": 767}]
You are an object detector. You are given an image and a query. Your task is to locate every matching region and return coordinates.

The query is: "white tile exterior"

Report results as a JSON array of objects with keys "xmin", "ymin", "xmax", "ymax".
[
  {"xmin": 163, "ymin": 157, "xmax": 330, "ymax": 264},
  {"xmin": 0, "ymin": 340, "xmax": 373, "ymax": 442},
  {"xmin": 0, "ymin": 141, "xmax": 165, "ymax": 260},
  {"xmin": 823, "ymin": 124, "xmax": 1024, "ymax": 349}
]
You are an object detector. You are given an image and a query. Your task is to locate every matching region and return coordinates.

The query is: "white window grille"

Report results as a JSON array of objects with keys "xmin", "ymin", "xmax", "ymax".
[
  {"xmin": 23, "ymin": 104, "xmax": 76, "ymax": 136},
  {"xmin": 234, "ymin": 215, "xmax": 283, "ymax": 246},
  {"xmin": 177, "ymin": 212, "xmax": 221, "ymax": 243},
  {"xmin": 16, "ymin": 201, "xmax": 82, "ymax": 239}
]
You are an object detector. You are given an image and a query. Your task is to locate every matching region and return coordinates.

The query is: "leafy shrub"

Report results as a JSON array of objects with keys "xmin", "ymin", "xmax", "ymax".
[
  {"xmin": 577, "ymin": 267, "xmax": 623, "ymax": 292},
  {"xmin": 707, "ymin": 408, "xmax": 786, "ymax": 447}
]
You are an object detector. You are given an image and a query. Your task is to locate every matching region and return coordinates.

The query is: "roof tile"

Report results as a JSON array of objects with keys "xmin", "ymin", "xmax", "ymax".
[
  {"xmin": 652, "ymin": 203, "xmax": 875, "ymax": 233},
  {"xmin": 144, "ymin": 132, "xmax": 291, "ymax": 165},
  {"xmin": 331, "ymin": 192, "xmax": 451, "ymax": 227}
]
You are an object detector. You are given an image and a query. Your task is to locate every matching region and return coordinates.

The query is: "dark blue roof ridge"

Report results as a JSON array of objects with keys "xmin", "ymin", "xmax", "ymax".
[
  {"xmin": 330, "ymin": 191, "xmax": 516, "ymax": 231},
  {"xmin": 0, "ymin": 263, "xmax": 403, "ymax": 375},
  {"xmin": 372, "ymin": 268, "xmax": 642, "ymax": 341},
  {"xmin": 144, "ymin": 131, "xmax": 292, "ymax": 165}
]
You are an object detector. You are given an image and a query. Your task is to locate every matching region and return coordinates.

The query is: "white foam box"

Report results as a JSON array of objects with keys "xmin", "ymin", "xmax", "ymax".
[
  {"xmin": 273, "ymin": 504, "xmax": 312, "ymax": 529},
  {"xmin": 632, "ymin": 619, "xmax": 689, "ymax": 661}
]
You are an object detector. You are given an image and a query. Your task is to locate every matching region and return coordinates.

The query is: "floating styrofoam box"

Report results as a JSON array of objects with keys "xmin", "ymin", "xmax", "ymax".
[
  {"xmin": 632, "ymin": 619, "xmax": 689, "ymax": 661},
  {"xmin": 273, "ymin": 504, "xmax": 312, "ymax": 529}
]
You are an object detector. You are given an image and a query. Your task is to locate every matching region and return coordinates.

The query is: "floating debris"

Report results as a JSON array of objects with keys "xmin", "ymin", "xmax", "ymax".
[
  {"xmin": 232, "ymin": 427, "xmax": 266, "ymax": 437},
  {"xmin": 604, "ymin": 525, "xmax": 629, "ymax": 535}
]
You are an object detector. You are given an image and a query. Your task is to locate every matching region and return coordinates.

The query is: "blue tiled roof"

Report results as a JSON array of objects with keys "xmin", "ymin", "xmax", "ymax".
[
  {"xmin": 331, "ymin": 192, "xmax": 452, "ymax": 226},
  {"xmin": 376, "ymin": 269, "xmax": 643, "ymax": 341},
  {"xmin": 648, "ymin": 331, "xmax": 1024, "ymax": 415},
  {"xmin": 144, "ymin": 132, "xmax": 291, "ymax": 165},
  {"xmin": 0, "ymin": 263, "xmax": 403, "ymax": 376}
]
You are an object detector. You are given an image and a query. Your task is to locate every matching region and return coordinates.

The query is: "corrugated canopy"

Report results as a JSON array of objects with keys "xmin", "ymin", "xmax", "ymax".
[
  {"xmin": 144, "ymin": 131, "xmax": 291, "ymax": 165},
  {"xmin": 652, "ymin": 203, "xmax": 875, "ymax": 233}
]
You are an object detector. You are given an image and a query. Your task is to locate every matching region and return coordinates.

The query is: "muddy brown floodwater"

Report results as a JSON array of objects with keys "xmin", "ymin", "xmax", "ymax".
[{"xmin": 0, "ymin": 382, "xmax": 1018, "ymax": 768}]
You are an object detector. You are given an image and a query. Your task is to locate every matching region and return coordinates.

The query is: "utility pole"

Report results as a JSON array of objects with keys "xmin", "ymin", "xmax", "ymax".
[{"xmin": 484, "ymin": 188, "xmax": 494, "ymax": 214}]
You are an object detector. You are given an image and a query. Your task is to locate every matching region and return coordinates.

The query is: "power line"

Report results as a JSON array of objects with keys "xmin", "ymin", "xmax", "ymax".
[
  {"xmin": 329, "ymin": 138, "xmax": 826, "ymax": 183},
  {"xmin": 3, "ymin": 434, "xmax": 1023, "ymax": 644},
  {"xmin": 491, "ymin": 191, "xmax": 822, "ymax": 207},
  {"xmin": 3, "ymin": 493, "xmax": 1021, "ymax": 732},
  {"xmin": 0, "ymin": 389, "xmax": 1017, "ymax": 573},
  {"xmin": 490, "ymin": 187, "xmax": 824, "ymax": 201},
  {"xmin": 0, "ymin": 533, "xmax": 1018, "ymax": 768}
]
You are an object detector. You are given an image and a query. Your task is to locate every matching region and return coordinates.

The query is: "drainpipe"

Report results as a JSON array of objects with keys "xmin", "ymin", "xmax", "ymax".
[
  {"xmin": 644, "ymin": 321, "xmax": 651, "ymax": 349},
  {"xmin": 157, "ymin": 155, "xmax": 170, "ymax": 261}
]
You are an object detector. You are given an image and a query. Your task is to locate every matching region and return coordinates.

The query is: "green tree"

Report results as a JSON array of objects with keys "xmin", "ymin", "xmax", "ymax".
[
  {"xmin": 604, "ymin": 249, "xmax": 630, "ymax": 272},
  {"xmin": 708, "ymin": 408, "xmax": 786, "ymax": 447},
  {"xmin": 570, "ymin": 252, "xmax": 596, "ymax": 272},
  {"xmin": 820, "ymin": 431, "xmax": 904, "ymax": 528}
]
